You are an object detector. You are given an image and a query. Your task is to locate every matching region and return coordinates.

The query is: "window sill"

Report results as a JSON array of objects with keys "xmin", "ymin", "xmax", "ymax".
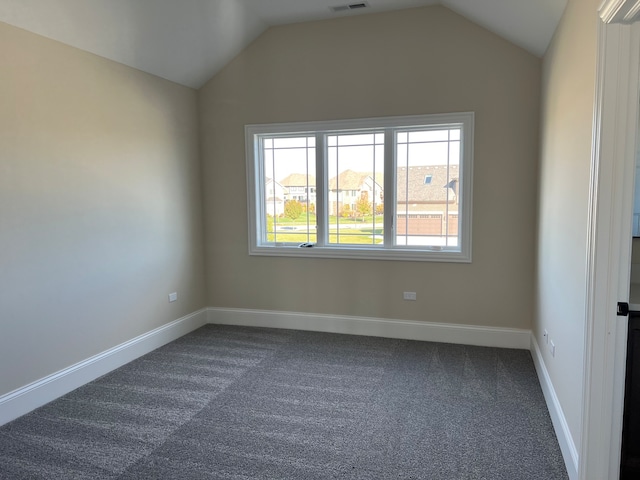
[{"xmin": 249, "ymin": 244, "xmax": 471, "ymax": 263}]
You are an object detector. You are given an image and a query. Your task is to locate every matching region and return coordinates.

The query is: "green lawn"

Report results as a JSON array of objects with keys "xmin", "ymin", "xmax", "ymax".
[
  {"xmin": 268, "ymin": 213, "xmax": 384, "ymax": 244},
  {"xmin": 269, "ymin": 228, "xmax": 382, "ymax": 245}
]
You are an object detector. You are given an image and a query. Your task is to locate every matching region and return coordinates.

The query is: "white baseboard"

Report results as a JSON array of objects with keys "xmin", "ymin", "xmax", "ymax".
[
  {"xmin": 206, "ymin": 307, "xmax": 531, "ymax": 349},
  {"xmin": 1, "ymin": 304, "xmax": 573, "ymax": 479},
  {"xmin": 0, "ymin": 308, "xmax": 207, "ymax": 427},
  {"xmin": 531, "ymin": 336, "xmax": 579, "ymax": 480}
]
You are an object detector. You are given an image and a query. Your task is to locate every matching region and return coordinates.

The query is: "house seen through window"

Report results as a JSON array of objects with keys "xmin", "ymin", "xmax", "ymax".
[{"xmin": 245, "ymin": 112, "xmax": 474, "ymax": 262}]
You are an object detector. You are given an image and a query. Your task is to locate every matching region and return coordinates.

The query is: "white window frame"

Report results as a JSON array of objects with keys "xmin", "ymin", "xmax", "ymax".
[{"xmin": 245, "ymin": 112, "xmax": 474, "ymax": 262}]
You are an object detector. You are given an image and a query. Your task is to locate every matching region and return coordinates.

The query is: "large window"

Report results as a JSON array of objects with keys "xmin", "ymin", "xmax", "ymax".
[{"xmin": 245, "ymin": 112, "xmax": 474, "ymax": 262}]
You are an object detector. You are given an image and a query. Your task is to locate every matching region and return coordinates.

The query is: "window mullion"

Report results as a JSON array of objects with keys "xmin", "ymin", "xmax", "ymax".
[
  {"xmin": 246, "ymin": 112, "xmax": 473, "ymax": 262},
  {"xmin": 383, "ymin": 128, "xmax": 395, "ymax": 248},
  {"xmin": 315, "ymin": 133, "xmax": 327, "ymax": 246},
  {"xmin": 254, "ymin": 137, "xmax": 265, "ymax": 246}
]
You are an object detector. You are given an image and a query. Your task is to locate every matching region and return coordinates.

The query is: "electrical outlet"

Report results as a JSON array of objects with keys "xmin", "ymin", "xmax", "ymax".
[
  {"xmin": 403, "ymin": 291, "xmax": 417, "ymax": 301},
  {"xmin": 168, "ymin": 292, "xmax": 178, "ymax": 303},
  {"xmin": 549, "ymin": 340, "xmax": 555, "ymax": 358},
  {"xmin": 543, "ymin": 329, "xmax": 549, "ymax": 344}
]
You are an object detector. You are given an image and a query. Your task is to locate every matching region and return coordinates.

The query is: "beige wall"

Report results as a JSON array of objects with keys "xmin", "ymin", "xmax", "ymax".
[
  {"xmin": 200, "ymin": 6, "xmax": 541, "ymax": 329},
  {"xmin": 535, "ymin": 0, "xmax": 600, "ymax": 450},
  {"xmin": 0, "ymin": 22, "xmax": 206, "ymax": 396}
]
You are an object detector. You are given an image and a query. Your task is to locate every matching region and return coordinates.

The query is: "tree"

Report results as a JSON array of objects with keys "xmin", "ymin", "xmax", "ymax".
[
  {"xmin": 356, "ymin": 192, "xmax": 372, "ymax": 219},
  {"xmin": 375, "ymin": 203, "xmax": 384, "ymax": 215},
  {"xmin": 341, "ymin": 204, "xmax": 351, "ymax": 218},
  {"xmin": 266, "ymin": 214, "xmax": 275, "ymax": 241},
  {"xmin": 284, "ymin": 200, "xmax": 303, "ymax": 220}
]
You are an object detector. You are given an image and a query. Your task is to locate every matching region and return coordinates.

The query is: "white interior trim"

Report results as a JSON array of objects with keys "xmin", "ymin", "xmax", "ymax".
[
  {"xmin": 0, "ymin": 309, "xmax": 208, "ymax": 427},
  {"xmin": 531, "ymin": 337, "xmax": 579, "ymax": 480},
  {"xmin": 245, "ymin": 112, "xmax": 474, "ymax": 263},
  {"xmin": 207, "ymin": 307, "xmax": 531, "ymax": 349},
  {"xmin": 0, "ymin": 302, "xmax": 571, "ymax": 476},
  {"xmin": 600, "ymin": 0, "xmax": 640, "ymax": 24},
  {"xmin": 580, "ymin": 15, "xmax": 640, "ymax": 480}
]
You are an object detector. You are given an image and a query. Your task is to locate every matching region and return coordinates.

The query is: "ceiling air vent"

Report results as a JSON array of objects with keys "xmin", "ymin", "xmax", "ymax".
[{"xmin": 331, "ymin": 2, "xmax": 369, "ymax": 13}]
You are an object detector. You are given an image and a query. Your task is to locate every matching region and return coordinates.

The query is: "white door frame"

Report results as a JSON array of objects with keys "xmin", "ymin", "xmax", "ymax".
[{"xmin": 580, "ymin": 2, "xmax": 640, "ymax": 478}]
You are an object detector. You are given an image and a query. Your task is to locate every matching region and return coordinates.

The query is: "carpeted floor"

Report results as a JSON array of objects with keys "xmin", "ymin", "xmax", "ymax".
[{"xmin": 0, "ymin": 325, "xmax": 568, "ymax": 479}]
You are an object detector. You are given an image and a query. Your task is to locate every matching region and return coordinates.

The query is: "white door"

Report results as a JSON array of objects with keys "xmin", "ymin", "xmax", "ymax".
[{"xmin": 581, "ymin": 3, "xmax": 640, "ymax": 478}]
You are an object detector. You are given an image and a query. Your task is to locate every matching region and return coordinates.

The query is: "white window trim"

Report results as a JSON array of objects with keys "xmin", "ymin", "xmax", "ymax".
[{"xmin": 245, "ymin": 112, "xmax": 474, "ymax": 262}]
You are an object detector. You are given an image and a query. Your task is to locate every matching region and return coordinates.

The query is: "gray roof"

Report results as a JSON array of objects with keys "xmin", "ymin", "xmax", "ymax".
[
  {"xmin": 281, "ymin": 165, "xmax": 457, "ymax": 203},
  {"xmin": 328, "ymin": 170, "xmax": 383, "ymax": 191},
  {"xmin": 396, "ymin": 165, "xmax": 459, "ymax": 203},
  {"xmin": 280, "ymin": 173, "xmax": 316, "ymax": 187}
]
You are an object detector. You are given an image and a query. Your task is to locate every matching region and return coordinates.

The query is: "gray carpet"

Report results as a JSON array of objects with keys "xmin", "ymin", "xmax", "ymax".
[{"xmin": 0, "ymin": 325, "xmax": 568, "ymax": 479}]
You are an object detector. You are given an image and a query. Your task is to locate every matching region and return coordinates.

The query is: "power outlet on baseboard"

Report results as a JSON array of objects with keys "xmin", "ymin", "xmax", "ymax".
[
  {"xmin": 403, "ymin": 291, "xmax": 417, "ymax": 301},
  {"xmin": 168, "ymin": 292, "xmax": 178, "ymax": 303},
  {"xmin": 549, "ymin": 340, "xmax": 556, "ymax": 358}
]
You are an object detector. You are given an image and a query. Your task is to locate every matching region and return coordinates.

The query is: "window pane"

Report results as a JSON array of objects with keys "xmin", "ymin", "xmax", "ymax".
[
  {"xmin": 247, "ymin": 112, "xmax": 472, "ymax": 261},
  {"xmin": 408, "ymin": 129, "xmax": 449, "ymax": 143},
  {"xmin": 408, "ymin": 142, "xmax": 450, "ymax": 166},
  {"xmin": 273, "ymin": 137, "xmax": 308, "ymax": 149},
  {"xmin": 261, "ymin": 136, "xmax": 316, "ymax": 244},
  {"xmin": 395, "ymin": 129, "xmax": 461, "ymax": 248},
  {"xmin": 328, "ymin": 132, "xmax": 384, "ymax": 246},
  {"xmin": 337, "ymin": 133, "xmax": 375, "ymax": 146},
  {"xmin": 449, "ymin": 141, "xmax": 460, "ymax": 162}
]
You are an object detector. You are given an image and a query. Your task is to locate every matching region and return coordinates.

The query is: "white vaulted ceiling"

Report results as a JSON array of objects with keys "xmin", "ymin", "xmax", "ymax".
[{"xmin": 0, "ymin": 0, "xmax": 567, "ymax": 88}]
